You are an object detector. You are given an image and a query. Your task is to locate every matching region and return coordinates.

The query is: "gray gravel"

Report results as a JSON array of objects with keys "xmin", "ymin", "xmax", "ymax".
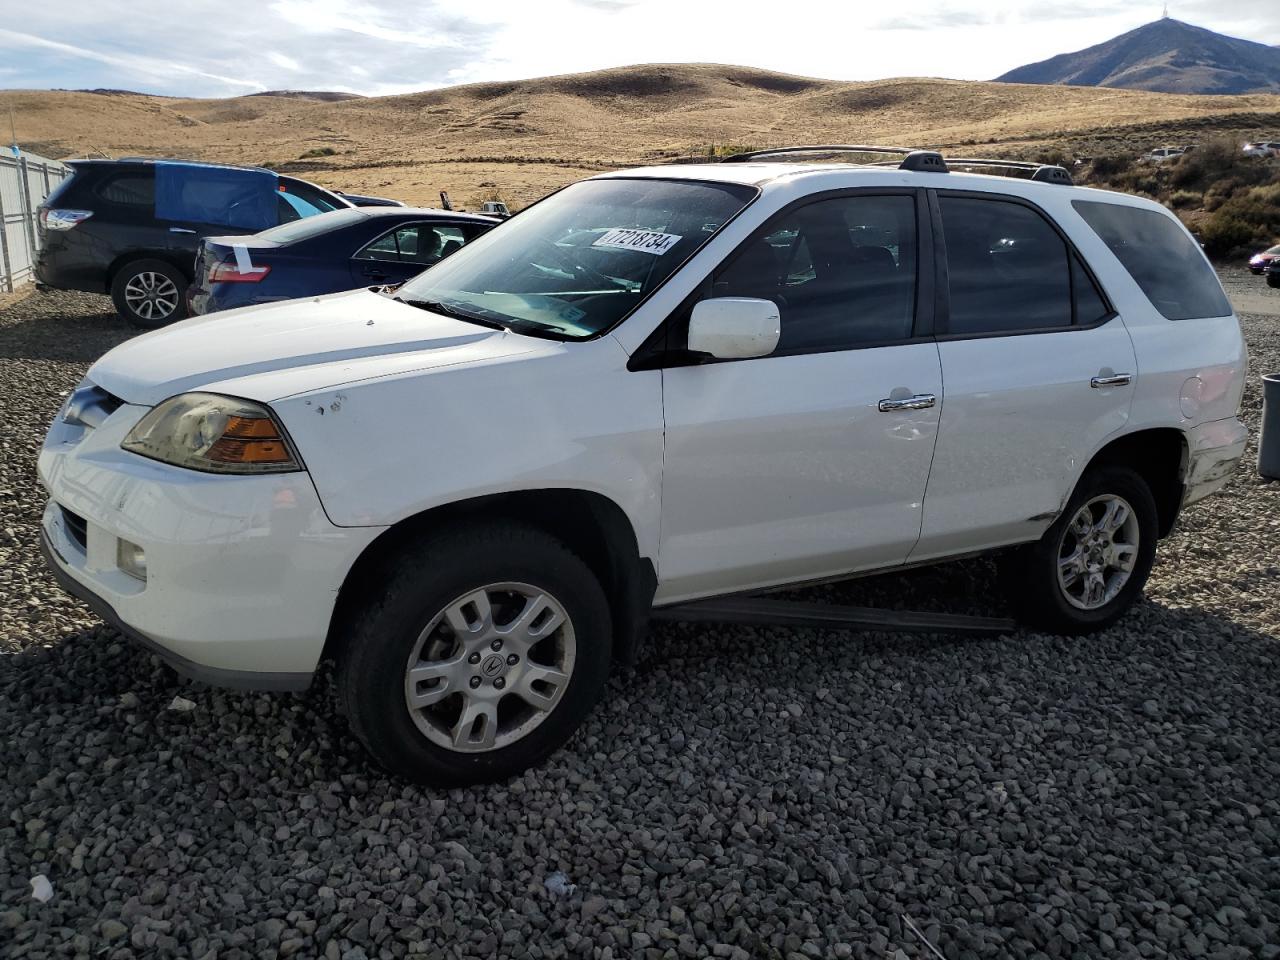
[{"xmin": 1, "ymin": 277, "xmax": 1279, "ymax": 960}]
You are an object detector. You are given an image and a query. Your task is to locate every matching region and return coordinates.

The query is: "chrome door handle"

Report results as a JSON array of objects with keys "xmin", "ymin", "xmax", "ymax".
[
  {"xmin": 878, "ymin": 394, "xmax": 936, "ymax": 412},
  {"xmin": 168, "ymin": 227, "xmax": 196, "ymax": 234},
  {"xmin": 1090, "ymin": 374, "xmax": 1132, "ymax": 388}
]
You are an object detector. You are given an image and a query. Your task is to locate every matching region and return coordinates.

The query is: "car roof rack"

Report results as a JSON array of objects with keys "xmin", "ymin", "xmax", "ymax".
[
  {"xmin": 721, "ymin": 144, "xmax": 948, "ymax": 172},
  {"xmin": 719, "ymin": 144, "xmax": 1072, "ymax": 184},
  {"xmin": 942, "ymin": 157, "xmax": 1074, "ymax": 185}
]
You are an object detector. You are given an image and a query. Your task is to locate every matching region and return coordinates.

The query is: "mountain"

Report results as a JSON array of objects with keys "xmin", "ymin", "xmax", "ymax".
[
  {"xmin": 995, "ymin": 19, "xmax": 1280, "ymax": 95},
  {"xmin": 6, "ymin": 63, "xmax": 1279, "ymax": 209},
  {"xmin": 246, "ymin": 91, "xmax": 365, "ymax": 102}
]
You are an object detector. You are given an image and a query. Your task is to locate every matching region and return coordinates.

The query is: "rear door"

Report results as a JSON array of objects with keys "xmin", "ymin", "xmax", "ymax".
[
  {"xmin": 909, "ymin": 190, "xmax": 1136, "ymax": 563},
  {"xmin": 656, "ymin": 190, "xmax": 944, "ymax": 602}
]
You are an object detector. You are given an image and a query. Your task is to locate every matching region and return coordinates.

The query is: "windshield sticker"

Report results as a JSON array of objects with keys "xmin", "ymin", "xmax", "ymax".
[{"xmin": 592, "ymin": 229, "xmax": 683, "ymax": 256}]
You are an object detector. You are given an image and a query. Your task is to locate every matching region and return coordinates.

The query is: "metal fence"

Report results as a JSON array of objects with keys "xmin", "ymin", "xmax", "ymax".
[{"xmin": 0, "ymin": 151, "xmax": 73, "ymax": 293}]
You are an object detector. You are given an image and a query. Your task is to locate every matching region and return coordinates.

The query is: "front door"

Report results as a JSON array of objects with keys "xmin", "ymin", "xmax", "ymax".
[
  {"xmin": 655, "ymin": 191, "xmax": 944, "ymax": 604},
  {"xmin": 910, "ymin": 191, "xmax": 1138, "ymax": 562}
]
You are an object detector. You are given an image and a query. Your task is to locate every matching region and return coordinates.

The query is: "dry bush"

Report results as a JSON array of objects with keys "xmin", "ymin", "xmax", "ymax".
[{"xmin": 1200, "ymin": 182, "xmax": 1280, "ymax": 257}]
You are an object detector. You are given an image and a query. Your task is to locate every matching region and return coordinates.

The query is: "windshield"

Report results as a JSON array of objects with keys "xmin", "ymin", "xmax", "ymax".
[
  {"xmin": 254, "ymin": 207, "xmax": 368, "ymax": 244},
  {"xmin": 396, "ymin": 178, "xmax": 758, "ymax": 339}
]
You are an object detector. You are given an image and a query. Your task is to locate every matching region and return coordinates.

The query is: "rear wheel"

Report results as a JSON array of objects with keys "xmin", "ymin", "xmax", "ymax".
[
  {"xmin": 337, "ymin": 524, "xmax": 613, "ymax": 785},
  {"xmin": 111, "ymin": 259, "xmax": 188, "ymax": 328},
  {"xmin": 1000, "ymin": 466, "xmax": 1158, "ymax": 634}
]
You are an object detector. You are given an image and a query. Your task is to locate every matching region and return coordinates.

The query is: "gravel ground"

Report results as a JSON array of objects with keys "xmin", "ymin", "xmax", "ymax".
[{"xmin": 1, "ymin": 274, "xmax": 1278, "ymax": 960}]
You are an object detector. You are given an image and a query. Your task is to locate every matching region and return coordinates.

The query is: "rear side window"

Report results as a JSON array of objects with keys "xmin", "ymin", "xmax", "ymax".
[
  {"xmin": 94, "ymin": 174, "xmax": 155, "ymax": 208},
  {"xmin": 154, "ymin": 163, "xmax": 277, "ymax": 230},
  {"xmin": 356, "ymin": 223, "xmax": 473, "ymax": 265},
  {"xmin": 939, "ymin": 196, "xmax": 1076, "ymax": 334},
  {"xmin": 1072, "ymin": 200, "xmax": 1231, "ymax": 320}
]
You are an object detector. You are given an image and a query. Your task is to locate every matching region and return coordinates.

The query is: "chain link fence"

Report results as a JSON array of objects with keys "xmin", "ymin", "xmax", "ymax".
[{"xmin": 0, "ymin": 152, "xmax": 73, "ymax": 293}]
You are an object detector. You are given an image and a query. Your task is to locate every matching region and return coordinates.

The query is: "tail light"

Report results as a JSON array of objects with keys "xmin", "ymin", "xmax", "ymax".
[
  {"xmin": 208, "ymin": 260, "xmax": 271, "ymax": 283},
  {"xmin": 40, "ymin": 209, "xmax": 93, "ymax": 231}
]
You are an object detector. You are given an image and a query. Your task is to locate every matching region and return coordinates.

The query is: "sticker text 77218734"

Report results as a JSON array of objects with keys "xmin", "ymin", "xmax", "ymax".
[{"xmin": 591, "ymin": 229, "xmax": 683, "ymax": 256}]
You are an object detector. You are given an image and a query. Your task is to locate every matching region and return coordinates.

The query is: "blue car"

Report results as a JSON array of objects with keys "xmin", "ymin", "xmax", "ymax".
[{"xmin": 187, "ymin": 206, "xmax": 498, "ymax": 315}]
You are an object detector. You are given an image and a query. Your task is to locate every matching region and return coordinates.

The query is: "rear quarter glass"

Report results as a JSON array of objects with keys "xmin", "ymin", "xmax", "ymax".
[
  {"xmin": 1072, "ymin": 199, "xmax": 1231, "ymax": 321},
  {"xmin": 43, "ymin": 172, "xmax": 81, "ymax": 208}
]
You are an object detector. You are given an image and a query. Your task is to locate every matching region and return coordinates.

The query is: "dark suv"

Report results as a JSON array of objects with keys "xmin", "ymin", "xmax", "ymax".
[{"xmin": 36, "ymin": 159, "xmax": 351, "ymax": 327}]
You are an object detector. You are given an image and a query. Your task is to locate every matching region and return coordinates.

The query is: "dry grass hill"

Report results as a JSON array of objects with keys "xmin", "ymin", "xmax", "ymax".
[{"xmin": 8, "ymin": 64, "xmax": 1280, "ymax": 210}]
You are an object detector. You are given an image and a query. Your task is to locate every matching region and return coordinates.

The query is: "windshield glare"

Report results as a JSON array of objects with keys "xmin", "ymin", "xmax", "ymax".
[
  {"xmin": 396, "ymin": 178, "xmax": 757, "ymax": 338},
  {"xmin": 255, "ymin": 207, "xmax": 368, "ymax": 244}
]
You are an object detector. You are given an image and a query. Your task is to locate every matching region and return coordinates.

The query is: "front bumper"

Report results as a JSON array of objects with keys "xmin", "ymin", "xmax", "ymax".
[
  {"xmin": 1183, "ymin": 416, "xmax": 1249, "ymax": 507},
  {"xmin": 39, "ymin": 399, "xmax": 383, "ymax": 690}
]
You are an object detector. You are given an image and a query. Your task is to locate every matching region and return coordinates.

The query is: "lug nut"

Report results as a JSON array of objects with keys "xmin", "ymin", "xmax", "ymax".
[
  {"xmin": 490, "ymin": 639, "xmax": 503, "ymax": 651},
  {"xmin": 469, "ymin": 676, "xmax": 482, "ymax": 689},
  {"xmin": 506, "ymin": 654, "xmax": 519, "ymax": 666},
  {"xmin": 493, "ymin": 677, "xmax": 506, "ymax": 690},
  {"xmin": 468, "ymin": 652, "xmax": 481, "ymax": 664}
]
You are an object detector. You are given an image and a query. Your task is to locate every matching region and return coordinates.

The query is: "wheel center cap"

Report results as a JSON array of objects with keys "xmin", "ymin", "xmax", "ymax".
[{"xmin": 480, "ymin": 653, "xmax": 506, "ymax": 678}]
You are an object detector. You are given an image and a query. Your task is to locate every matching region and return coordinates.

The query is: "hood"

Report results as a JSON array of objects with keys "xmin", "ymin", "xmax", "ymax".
[{"xmin": 89, "ymin": 288, "xmax": 536, "ymax": 406}]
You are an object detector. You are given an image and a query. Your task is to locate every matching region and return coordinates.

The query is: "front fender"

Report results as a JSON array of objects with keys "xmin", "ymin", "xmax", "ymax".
[{"xmin": 273, "ymin": 335, "xmax": 665, "ymax": 562}]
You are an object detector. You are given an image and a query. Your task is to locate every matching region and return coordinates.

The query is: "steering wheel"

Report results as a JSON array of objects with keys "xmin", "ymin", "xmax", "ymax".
[{"xmin": 534, "ymin": 238, "xmax": 628, "ymax": 291}]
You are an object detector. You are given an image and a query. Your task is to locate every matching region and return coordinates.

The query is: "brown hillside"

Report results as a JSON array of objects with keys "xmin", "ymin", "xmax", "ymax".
[{"xmin": 7, "ymin": 63, "xmax": 1279, "ymax": 209}]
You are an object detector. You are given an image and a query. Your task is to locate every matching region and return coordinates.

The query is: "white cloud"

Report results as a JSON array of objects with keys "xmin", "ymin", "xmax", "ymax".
[
  {"xmin": 0, "ymin": 0, "xmax": 1276, "ymax": 97},
  {"xmin": 267, "ymin": 51, "xmax": 301, "ymax": 72}
]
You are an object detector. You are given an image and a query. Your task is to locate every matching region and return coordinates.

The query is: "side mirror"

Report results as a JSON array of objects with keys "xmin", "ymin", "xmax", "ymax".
[{"xmin": 687, "ymin": 297, "xmax": 780, "ymax": 360}]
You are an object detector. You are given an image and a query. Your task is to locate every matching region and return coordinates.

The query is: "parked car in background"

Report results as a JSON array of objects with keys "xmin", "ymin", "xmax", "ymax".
[
  {"xmin": 1248, "ymin": 244, "xmax": 1280, "ymax": 274},
  {"xmin": 480, "ymin": 200, "xmax": 511, "ymax": 218},
  {"xmin": 1264, "ymin": 259, "xmax": 1280, "ymax": 288},
  {"xmin": 338, "ymin": 192, "xmax": 407, "ymax": 208},
  {"xmin": 1241, "ymin": 141, "xmax": 1280, "ymax": 158},
  {"xmin": 187, "ymin": 207, "xmax": 497, "ymax": 315},
  {"xmin": 1140, "ymin": 147, "xmax": 1191, "ymax": 164},
  {"xmin": 39, "ymin": 151, "xmax": 1246, "ymax": 784},
  {"xmin": 35, "ymin": 159, "xmax": 352, "ymax": 328}
]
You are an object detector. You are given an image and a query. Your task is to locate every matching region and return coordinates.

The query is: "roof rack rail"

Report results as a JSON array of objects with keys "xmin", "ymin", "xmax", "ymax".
[
  {"xmin": 718, "ymin": 144, "xmax": 1073, "ymax": 184},
  {"xmin": 940, "ymin": 157, "xmax": 1074, "ymax": 185},
  {"xmin": 721, "ymin": 144, "xmax": 948, "ymax": 173}
]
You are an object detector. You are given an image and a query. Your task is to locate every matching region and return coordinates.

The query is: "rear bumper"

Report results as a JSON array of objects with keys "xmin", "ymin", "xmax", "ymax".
[{"xmin": 1183, "ymin": 416, "xmax": 1248, "ymax": 507}]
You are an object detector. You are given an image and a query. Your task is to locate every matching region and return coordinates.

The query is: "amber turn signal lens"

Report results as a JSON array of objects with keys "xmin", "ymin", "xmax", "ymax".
[
  {"xmin": 221, "ymin": 415, "xmax": 282, "ymax": 440},
  {"xmin": 207, "ymin": 437, "xmax": 293, "ymax": 464}
]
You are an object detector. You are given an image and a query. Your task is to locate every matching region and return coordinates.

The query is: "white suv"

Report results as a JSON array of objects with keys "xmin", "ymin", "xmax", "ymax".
[{"xmin": 39, "ymin": 150, "xmax": 1247, "ymax": 784}]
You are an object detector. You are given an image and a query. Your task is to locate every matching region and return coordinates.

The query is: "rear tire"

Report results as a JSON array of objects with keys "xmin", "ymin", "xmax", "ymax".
[
  {"xmin": 999, "ymin": 466, "xmax": 1158, "ymax": 635},
  {"xmin": 337, "ymin": 523, "xmax": 613, "ymax": 786},
  {"xmin": 111, "ymin": 259, "xmax": 188, "ymax": 329}
]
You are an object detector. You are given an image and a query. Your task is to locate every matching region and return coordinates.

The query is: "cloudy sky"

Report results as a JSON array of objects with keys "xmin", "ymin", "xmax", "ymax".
[{"xmin": 0, "ymin": 1, "xmax": 1276, "ymax": 98}]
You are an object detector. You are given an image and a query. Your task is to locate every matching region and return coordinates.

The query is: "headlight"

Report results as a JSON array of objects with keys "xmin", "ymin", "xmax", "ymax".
[{"xmin": 121, "ymin": 393, "xmax": 302, "ymax": 474}]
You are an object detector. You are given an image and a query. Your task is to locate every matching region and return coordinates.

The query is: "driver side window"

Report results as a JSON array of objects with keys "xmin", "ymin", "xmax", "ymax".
[{"xmin": 709, "ymin": 194, "xmax": 918, "ymax": 356}]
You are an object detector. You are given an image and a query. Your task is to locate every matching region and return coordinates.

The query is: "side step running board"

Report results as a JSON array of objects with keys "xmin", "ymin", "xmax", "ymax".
[{"xmin": 651, "ymin": 596, "xmax": 1016, "ymax": 637}]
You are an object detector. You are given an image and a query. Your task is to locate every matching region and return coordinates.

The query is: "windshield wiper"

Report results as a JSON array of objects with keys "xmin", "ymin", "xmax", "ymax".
[
  {"xmin": 395, "ymin": 294, "xmax": 578, "ymax": 341},
  {"xmin": 394, "ymin": 296, "xmax": 509, "ymax": 331}
]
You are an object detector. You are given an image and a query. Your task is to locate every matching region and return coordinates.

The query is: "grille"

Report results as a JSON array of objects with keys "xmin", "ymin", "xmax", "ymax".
[{"xmin": 60, "ymin": 507, "xmax": 88, "ymax": 551}]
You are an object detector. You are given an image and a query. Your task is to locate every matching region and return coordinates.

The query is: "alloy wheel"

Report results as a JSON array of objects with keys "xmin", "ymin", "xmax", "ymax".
[
  {"xmin": 403, "ymin": 582, "xmax": 576, "ymax": 752},
  {"xmin": 123, "ymin": 271, "xmax": 179, "ymax": 322},
  {"xmin": 1056, "ymin": 494, "xmax": 1141, "ymax": 611}
]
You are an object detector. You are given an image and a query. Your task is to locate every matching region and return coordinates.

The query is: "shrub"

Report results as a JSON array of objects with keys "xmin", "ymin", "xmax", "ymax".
[
  {"xmin": 1089, "ymin": 155, "xmax": 1131, "ymax": 178},
  {"xmin": 1198, "ymin": 183, "xmax": 1280, "ymax": 257},
  {"xmin": 299, "ymin": 146, "xmax": 337, "ymax": 159},
  {"xmin": 1169, "ymin": 190, "xmax": 1201, "ymax": 209}
]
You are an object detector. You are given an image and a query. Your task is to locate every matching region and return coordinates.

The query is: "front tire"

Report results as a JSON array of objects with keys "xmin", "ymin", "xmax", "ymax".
[
  {"xmin": 1268, "ymin": 274, "xmax": 1280, "ymax": 289},
  {"xmin": 1000, "ymin": 466, "xmax": 1158, "ymax": 634},
  {"xmin": 111, "ymin": 259, "xmax": 188, "ymax": 329},
  {"xmin": 337, "ymin": 523, "xmax": 613, "ymax": 786}
]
